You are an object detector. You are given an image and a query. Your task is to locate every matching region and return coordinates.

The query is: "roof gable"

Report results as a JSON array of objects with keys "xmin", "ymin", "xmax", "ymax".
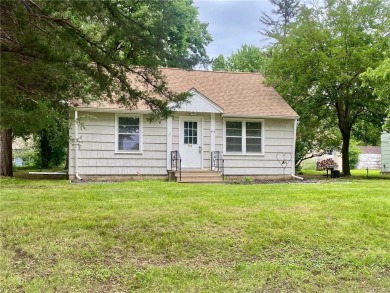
[{"xmin": 173, "ymin": 88, "xmax": 223, "ymax": 113}]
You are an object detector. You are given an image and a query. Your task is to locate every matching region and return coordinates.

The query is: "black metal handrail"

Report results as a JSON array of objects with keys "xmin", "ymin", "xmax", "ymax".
[
  {"xmin": 171, "ymin": 150, "xmax": 182, "ymax": 181},
  {"xmin": 211, "ymin": 151, "xmax": 224, "ymax": 176}
]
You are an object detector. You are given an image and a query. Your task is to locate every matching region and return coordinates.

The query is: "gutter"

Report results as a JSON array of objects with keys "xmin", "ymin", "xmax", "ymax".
[{"xmin": 222, "ymin": 114, "xmax": 300, "ymax": 120}]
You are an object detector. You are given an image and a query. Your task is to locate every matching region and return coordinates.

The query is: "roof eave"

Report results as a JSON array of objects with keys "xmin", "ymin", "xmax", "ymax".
[
  {"xmin": 222, "ymin": 114, "xmax": 299, "ymax": 120},
  {"xmin": 73, "ymin": 107, "xmax": 152, "ymax": 114}
]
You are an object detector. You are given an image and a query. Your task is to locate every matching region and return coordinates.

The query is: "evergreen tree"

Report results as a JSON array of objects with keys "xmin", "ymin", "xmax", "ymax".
[
  {"xmin": 0, "ymin": 0, "xmax": 212, "ymax": 176},
  {"xmin": 260, "ymin": 0, "xmax": 300, "ymax": 38}
]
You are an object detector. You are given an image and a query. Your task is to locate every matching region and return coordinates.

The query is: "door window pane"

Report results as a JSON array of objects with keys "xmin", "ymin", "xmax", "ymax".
[{"xmin": 184, "ymin": 121, "xmax": 198, "ymax": 145}]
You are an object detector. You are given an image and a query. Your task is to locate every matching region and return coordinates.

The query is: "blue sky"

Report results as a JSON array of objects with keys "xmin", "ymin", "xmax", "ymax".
[{"xmin": 193, "ymin": 0, "xmax": 273, "ymax": 59}]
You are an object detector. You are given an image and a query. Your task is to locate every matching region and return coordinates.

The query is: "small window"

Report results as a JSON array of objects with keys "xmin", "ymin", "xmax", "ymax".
[
  {"xmin": 246, "ymin": 122, "xmax": 262, "ymax": 153},
  {"xmin": 117, "ymin": 116, "xmax": 140, "ymax": 152},
  {"xmin": 226, "ymin": 121, "xmax": 242, "ymax": 152}
]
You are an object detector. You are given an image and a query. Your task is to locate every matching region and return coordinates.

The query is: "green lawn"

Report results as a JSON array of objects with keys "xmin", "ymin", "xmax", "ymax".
[
  {"xmin": 1, "ymin": 178, "xmax": 389, "ymax": 292},
  {"xmin": 301, "ymin": 169, "xmax": 387, "ymax": 179}
]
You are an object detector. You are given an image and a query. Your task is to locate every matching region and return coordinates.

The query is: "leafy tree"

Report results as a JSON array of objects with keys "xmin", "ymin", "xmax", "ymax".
[
  {"xmin": 0, "ymin": 0, "xmax": 211, "ymax": 176},
  {"xmin": 212, "ymin": 54, "xmax": 227, "ymax": 71},
  {"xmin": 212, "ymin": 44, "xmax": 267, "ymax": 73},
  {"xmin": 35, "ymin": 126, "xmax": 68, "ymax": 169},
  {"xmin": 361, "ymin": 58, "xmax": 390, "ymax": 132},
  {"xmin": 266, "ymin": 0, "xmax": 390, "ymax": 175},
  {"xmin": 295, "ymin": 116, "xmax": 342, "ymax": 168},
  {"xmin": 352, "ymin": 121, "xmax": 382, "ymax": 146}
]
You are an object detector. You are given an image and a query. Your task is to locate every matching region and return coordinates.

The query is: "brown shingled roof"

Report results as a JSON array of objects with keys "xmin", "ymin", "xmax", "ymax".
[
  {"xmin": 359, "ymin": 146, "xmax": 381, "ymax": 154},
  {"xmin": 161, "ymin": 68, "xmax": 298, "ymax": 118},
  {"xmin": 75, "ymin": 68, "xmax": 298, "ymax": 118}
]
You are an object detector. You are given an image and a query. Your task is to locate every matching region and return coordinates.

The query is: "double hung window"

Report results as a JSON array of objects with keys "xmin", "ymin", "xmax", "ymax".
[
  {"xmin": 116, "ymin": 115, "xmax": 141, "ymax": 152},
  {"xmin": 225, "ymin": 120, "xmax": 263, "ymax": 154}
]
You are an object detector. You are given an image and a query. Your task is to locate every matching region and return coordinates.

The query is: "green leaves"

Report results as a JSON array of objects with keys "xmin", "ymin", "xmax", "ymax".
[
  {"xmin": 361, "ymin": 58, "xmax": 390, "ymax": 132},
  {"xmin": 265, "ymin": 0, "xmax": 390, "ymax": 173},
  {"xmin": 212, "ymin": 45, "xmax": 268, "ymax": 73},
  {"xmin": 0, "ymin": 0, "xmax": 211, "ymax": 135}
]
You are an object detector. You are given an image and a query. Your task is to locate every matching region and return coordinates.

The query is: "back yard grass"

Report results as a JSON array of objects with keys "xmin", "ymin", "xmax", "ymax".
[{"xmin": 1, "ymin": 178, "xmax": 389, "ymax": 292}]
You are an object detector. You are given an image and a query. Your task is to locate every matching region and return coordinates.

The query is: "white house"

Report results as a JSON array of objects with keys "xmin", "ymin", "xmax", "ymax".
[
  {"xmin": 381, "ymin": 133, "xmax": 390, "ymax": 175},
  {"xmin": 357, "ymin": 146, "xmax": 381, "ymax": 170},
  {"xmin": 69, "ymin": 68, "xmax": 299, "ymax": 182}
]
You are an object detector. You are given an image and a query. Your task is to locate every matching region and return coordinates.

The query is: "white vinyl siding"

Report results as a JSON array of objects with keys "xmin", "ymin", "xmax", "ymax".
[
  {"xmin": 68, "ymin": 111, "xmax": 296, "ymax": 178},
  {"xmin": 69, "ymin": 112, "xmax": 167, "ymax": 176},
  {"xmin": 381, "ymin": 133, "xmax": 390, "ymax": 173},
  {"xmin": 224, "ymin": 119, "xmax": 264, "ymax": 155},
  {"xmin": 222, "ymin": 119, "xmax": 295, "ymax": 176}
]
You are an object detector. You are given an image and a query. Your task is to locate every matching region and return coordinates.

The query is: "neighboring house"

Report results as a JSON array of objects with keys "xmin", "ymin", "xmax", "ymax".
[
  {"xmin": 69, "ymin": 68, "xmax": 299, "ymax": 182},
  {"xmin": 357, "ymin": 146, "xmax": 381, "ymax": 170},
  {"xmin": 302, "ymin": 149, "xmax": 342, "ymax": 171},
  {"xmin": 12, "ymin": 137, "xmax": 34, "ymax": 167},
  {"xmin": 381, "ymin": 133, "xmax": 390, "ymax": 174}
]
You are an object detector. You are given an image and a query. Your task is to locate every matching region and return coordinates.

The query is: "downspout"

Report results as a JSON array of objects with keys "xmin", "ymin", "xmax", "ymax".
[
  {"xmin": 292, "ymin": 118, "xmax": 298, "ymax": 176},
  {"xmin": 291, "ymin": 174, "xmax": 304, "ymax": 181},
  {"xmin": 74, "ymin": 110, "xmax": 82, "ymax": 180}
]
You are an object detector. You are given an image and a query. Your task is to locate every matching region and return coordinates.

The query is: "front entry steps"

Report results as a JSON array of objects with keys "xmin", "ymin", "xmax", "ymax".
[{"xmin": 169, "ymin": 169, "xmax": 224, "ymax": 183}]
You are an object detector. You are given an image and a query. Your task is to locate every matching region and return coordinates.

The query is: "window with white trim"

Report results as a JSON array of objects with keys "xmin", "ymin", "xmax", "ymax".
[
  {"xmin": 225, "ymin": 120, "xmax": 263, "ymax": 154},
  {"xmin": 226, "ymin": 121, "xmax": 242, "ymax": 152},
  {"xmin": 116, "ymin": 115, "xmax": 141, "ymax": 152},
  {"xmin": 246, "ymin": 121, "xmax": 262, "ymax": 153}
]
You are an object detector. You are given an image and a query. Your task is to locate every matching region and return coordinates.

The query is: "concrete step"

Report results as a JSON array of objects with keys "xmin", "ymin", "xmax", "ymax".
[
  {"xmin": 178, "ymin": 177, "xmax": 224, "ymax": 183},
  {"xmin": 178, "ymin": 180, "xmax": 224, "ymax": 184},
  {"xmin": 180, "ymin": 173, "xmax": 222, "ymax": 178},
  {"xmin": 172, "ymin": 170, "xmax": 223, "ymax": 183}
]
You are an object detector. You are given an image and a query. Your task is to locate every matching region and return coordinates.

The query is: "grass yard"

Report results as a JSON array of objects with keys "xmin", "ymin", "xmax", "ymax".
[
  {"xmin": 1, "ymin": 178, "xmax": 389, "ymax": 292},
  {"xmin": 301, "ymin": 169, "xmax": 386, "ymax": 179}
]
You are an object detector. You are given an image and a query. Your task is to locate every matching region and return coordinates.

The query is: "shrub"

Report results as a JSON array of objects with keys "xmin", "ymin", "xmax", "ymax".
[{"xmin": 349, "ymin": 140, "xmax": 361, "ymax": 169}]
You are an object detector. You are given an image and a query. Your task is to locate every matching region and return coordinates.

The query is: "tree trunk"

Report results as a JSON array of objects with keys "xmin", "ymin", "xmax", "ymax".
[
  {"xmin": 341, "ymin": 130, "xmax": 351, "ymax": 176},
  {"xmin": 0, "ymin": 128, "xmax": 13, "ymax": 177},
  {"xmin": 40, "ymin": 129, "xmax": 51, "ymax": 169}
]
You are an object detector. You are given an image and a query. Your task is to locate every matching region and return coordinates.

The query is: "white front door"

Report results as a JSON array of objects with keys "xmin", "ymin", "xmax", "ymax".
[{"xmin": 179, "ymin": 117, "xmax": 202, "ymax": 169}]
